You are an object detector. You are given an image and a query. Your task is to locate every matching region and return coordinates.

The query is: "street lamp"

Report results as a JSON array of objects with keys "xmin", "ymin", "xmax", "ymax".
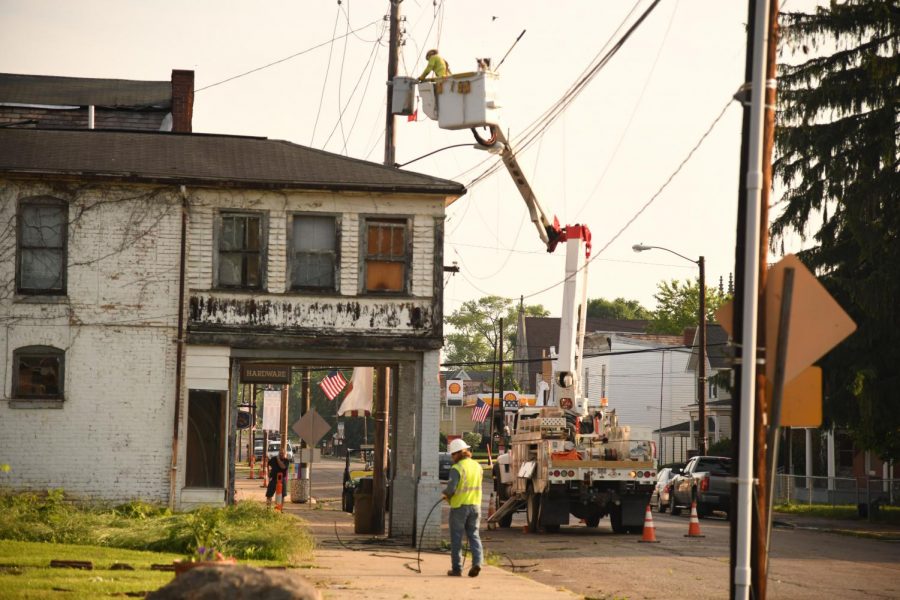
[{"xmin": 633, "ymin": 243, "xmax": 708, "ymax": 455}]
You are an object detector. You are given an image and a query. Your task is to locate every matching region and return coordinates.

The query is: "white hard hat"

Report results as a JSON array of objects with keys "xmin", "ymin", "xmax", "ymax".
[{"xmin": 447, "ymin": 438, "xmax": 470, "ymax": 454}]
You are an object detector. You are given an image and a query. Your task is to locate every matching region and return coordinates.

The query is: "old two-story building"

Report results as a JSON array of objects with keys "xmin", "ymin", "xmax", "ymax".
[{"xmin": 0, "ymin": 125, "xmax": 464, "ymax": 546}]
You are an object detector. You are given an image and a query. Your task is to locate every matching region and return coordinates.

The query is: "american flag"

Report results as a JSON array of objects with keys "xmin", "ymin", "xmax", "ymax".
[
  {"xmin": 471, "ymin": 398, "xmax": 490, "ymax": 423},
  {"xmin": 318, "ymin": 370, "xmax": 348, "ymax": 401}
]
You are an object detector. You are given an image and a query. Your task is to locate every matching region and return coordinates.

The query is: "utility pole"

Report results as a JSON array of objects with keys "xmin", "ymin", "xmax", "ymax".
[
  {"xmin": 698, "ymin": 255, "xmax": 708, "ymax": 455},
  {"xmin": 383, "ymin": 0, "xmax": 401, "ymax": 167},
  {"xmin": 497, "ymin": 317, "xmax": 505, "ymax": 451},
  {"xmin": 753, "ymin": 0, "xmax": 780, "ymax": 596}
]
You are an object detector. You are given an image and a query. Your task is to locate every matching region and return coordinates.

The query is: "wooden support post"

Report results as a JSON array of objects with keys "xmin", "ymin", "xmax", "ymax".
[{"xmin": 373, "ymin": 366, "xmax": 390, "ymax": 535}]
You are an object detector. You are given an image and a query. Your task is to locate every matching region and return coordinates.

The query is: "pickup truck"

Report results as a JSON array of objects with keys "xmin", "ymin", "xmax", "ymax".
[{"xmin": 669, "ymin": 455, "xmax": 732, "ymax": 518}]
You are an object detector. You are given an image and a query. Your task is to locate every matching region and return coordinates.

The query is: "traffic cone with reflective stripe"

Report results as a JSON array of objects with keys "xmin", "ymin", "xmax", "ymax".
[
  {"xmin": 487, "ymin": 492, "xmax": 497, "ymax": 530},
  {"xmin": 638, "ymin": 504, "xmax": 660, "ymax": 543},
  {"xmin": 685, "ymin": 501, "xmax": 705, "ymax": 538},
  {"xmin": 275, "ymin": 473, "xmax": 284, "ymax": 512}
]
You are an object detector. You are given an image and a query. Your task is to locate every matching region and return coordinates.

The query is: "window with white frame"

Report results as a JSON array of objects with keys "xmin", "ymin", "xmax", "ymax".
[
  {"xmin": 17, "ymin": 197, "xmax": 67, "ymax": 295},
  {"xmin": 217, "ymin": 212, "xmax": 263, "ymax": 289},
  {"xmin": 290, "ymin": 215, "xmax": 338, "ymax": 291},
  {"xmin": 364, "ymin": 217, "xmax": 408, "ymax": 293}
]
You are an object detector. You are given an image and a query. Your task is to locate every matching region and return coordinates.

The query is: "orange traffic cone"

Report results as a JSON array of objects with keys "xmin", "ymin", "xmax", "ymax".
[
  {"xmin": 275, "ymin": 473, "xmax": 284, "ymax": 512},
  {"xmin": 684, "ymin": 501, "xmax": 705, "ymax": 538},
  {"xmin": 487, "ymin": 492, "xmax": 497, "ymax": 530},
  {"xmin": 638, "ymin": 505, "xmax": 660, "ymax": 543}
]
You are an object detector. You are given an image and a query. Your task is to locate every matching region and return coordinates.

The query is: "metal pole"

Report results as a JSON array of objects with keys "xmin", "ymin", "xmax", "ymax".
[
  {"xmin": 383, "ymin": 0, "xmax": 401, "ymax": 167},
  {"xmin": 498, "ymin": 317, "xmax": 505, "ymax": 449},
  {"xmin": 659, "ymin": 351, "xmax": 665, "ymax": 465},
  {"xmin": 698, "ymin": 256, "xmax": 708, "ymax": 455},
  {"xmin": 735, "ymin": 0, "xmax": 771, "ymax": 596}
]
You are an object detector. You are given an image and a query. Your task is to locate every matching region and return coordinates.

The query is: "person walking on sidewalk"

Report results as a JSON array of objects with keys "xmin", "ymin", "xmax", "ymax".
[
  {"xmin": 266, "ymin": 449, "xmax": 288, "ymax": 509},
  {"xmin": 442, "ymin": 438, "xmax": 483, "ymax": 577}
]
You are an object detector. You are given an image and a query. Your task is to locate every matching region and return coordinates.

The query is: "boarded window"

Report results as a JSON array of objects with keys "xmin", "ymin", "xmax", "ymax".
[
  {"xmin": 218, "ymin": 213, "xmax": 263, "ymax": 289},
  {"xmin": 13, "ymin": 346, "xmax": 64, "ymax": 400},
  {"xmin": 185, "ymin": 390, "xmax": 226, "ymax": 488},
  {"xmin": 291, "ymin": 215, "xmax": 337, "ymax": 290},
  {"xmin": 18, "ymin": 199, "xmax": 66, "ymax": 294},
  {"xmin": 365, "ymin": 218, "xmax": 407, "ymax": 293}
]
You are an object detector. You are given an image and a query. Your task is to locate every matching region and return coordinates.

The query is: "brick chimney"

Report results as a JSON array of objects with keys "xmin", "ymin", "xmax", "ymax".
[{"xmin": 170, "ymin": 70, "xmax": 194, "ymax": 133}]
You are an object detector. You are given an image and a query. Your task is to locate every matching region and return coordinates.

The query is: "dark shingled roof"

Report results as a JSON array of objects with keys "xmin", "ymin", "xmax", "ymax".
[
  {"xmin": 0, "ymin": 128, "xmax": 467, "ymax": 195},
  {"xmin": 0, "ymin": 73, "xmax": 171, "ymax": 108},
  {"xmin": 523, "ymin": 316, "xmax": 648, "ymax": 393},
  {"xmin": 687, "ymin": 323, "xmax": 730, "ymax": 371}
]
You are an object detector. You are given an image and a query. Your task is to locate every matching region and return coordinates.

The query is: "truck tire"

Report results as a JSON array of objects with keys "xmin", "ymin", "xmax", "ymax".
[
  {"xmin": 669, "ymin": 493, "xmax": 682, "ymax": 516},
  {"xmin": 499, "ymin": 512, "xmax": 513, "ymax": 528},
  {"xmin": 585, "ymin": 516, "xmax": 601, "ymax": 528},
  {"xmin": 526, "ymin": 483, "xmax": 541, "ymax": 533},
  {"xmin": 609, "ymin": 505, "xmax": 626, "ymax": 534}
]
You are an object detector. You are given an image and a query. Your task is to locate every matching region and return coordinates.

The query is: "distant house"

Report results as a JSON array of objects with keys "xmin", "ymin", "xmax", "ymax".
[
  {"xmin": 523, "ymin": 316, "xmax": 648, "ymax": 395},
  {"xmin": 580, "ymin": 332, "xmax": 694, "ymax": 464},
  {"xmin": 0, "ymin": 70, "xmax": 194, "ymax": 132}
]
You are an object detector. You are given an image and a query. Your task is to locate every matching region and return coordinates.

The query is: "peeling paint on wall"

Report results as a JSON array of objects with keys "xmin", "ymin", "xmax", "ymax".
[{"xmin": 189, "ymin": 293, "xmax": 435, "ymax": 335}]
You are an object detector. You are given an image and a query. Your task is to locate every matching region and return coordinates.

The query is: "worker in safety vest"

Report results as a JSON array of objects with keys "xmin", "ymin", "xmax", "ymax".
[
  {"xmin": 442, "ymin": 438, "xmax": 483, "ymax": 577},
  {"xmin": 419, "ymin": 48, "xmax": 451, "ymax": 80}
]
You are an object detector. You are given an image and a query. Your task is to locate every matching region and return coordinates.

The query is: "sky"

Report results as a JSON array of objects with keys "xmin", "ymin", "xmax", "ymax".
[{"xmin": 0, "ymin": 0, "xmax": 815, "ymax": 319}]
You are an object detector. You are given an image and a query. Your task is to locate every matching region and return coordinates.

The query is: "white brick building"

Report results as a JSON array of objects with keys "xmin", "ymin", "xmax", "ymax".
[{"xmin": 0, "ymin": 127, "xmax": 464, "ymax": 546}]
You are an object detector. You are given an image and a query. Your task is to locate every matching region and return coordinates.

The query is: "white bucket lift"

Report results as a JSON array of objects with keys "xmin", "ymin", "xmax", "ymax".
[{"xmin": 392, "ymin": 71, "xmax": 501, "ymax": 130}]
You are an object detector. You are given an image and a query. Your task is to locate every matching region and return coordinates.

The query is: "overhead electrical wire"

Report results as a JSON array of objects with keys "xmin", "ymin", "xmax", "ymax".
[
  {"xmin": 322, "ymin": 26, "xmax": 385, "ymax": 151},
  {"xmin": 573, "ymin": 0, "xmax": 681, "ymax": 220},
  {"xmin": 450, "ymin": 0, "xmax": 648, "ymax": 184},
  {"xmin": 461, "ymin": 0, "xmax": 662, "ymax": 190},
  {"xmin": 310, "ymin": 8, "xmax": 343, "ymax": 147},
  {"xmin": 195, "ymin": 17, "xmax": 381, "ymax": 92},
  {"xmin": 341, "ymin": 20, "xmax": 387, "ymax": 155},
  {"xmin": 336, "ymin": 11, "xmax": 352, "ymax": 152}
]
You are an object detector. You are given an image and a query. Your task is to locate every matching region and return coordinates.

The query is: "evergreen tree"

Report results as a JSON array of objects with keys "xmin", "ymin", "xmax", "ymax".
[{"xmin": 772, "ymin": 1, "xmax": 899, "ymax": 458}]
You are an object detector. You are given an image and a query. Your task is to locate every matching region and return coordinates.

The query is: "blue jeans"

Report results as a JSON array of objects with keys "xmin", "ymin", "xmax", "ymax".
[{"xmin": 449, "ymin": 505, "xmax": 483, "ymax": 572}]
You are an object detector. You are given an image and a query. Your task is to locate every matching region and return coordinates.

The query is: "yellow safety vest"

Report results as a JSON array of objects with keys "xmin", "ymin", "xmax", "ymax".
[{"xmin": 449, "ymin": 457, "xmax": 482, "ymax": 509}]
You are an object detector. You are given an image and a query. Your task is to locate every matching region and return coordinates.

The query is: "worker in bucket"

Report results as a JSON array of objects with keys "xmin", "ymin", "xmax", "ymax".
[
  {"xmin": 442, "ymin": 438, "xmax": 483, "ymax": 577},
  {"xmin": 419, "ymin": 48, "xmax": 451, "ymax": 80}
]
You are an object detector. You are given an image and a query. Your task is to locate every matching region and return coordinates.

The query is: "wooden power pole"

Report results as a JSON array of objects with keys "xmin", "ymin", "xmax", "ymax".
[{"xmin": 384, "ymin": 0, "xmax": 401, "ymax": 167}]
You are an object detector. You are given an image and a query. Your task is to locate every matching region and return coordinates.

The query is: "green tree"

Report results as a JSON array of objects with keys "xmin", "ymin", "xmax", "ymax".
[
  {"xmin": 772, "ymin": 1, "xmax": 899, "ymax": 459},
  {"xmin": 586, "ymin": 297, "xmax": 651, "ymax": 320},
  {"xmin": 444, "ymin": 296, "xmax": 548, "ymax": 376},
  {"xmin": 647, "ymin": 279, "xmax": 727, "ymax": 335}
]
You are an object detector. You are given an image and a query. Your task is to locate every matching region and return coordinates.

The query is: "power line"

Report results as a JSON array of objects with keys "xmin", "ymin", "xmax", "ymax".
[
  {"xmin": 310, "ymin": 8, "xmax": 342, "ymax": 147},
  {"xmin": 195, "ymin": 18, "xmax": 381, "ymax": 92},
  {"xmin": 441, "ymin": 342, "xmax": 727, "ymax": 368}
]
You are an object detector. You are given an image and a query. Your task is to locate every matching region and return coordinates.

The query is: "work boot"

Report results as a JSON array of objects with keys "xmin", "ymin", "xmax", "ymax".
[
  {"xmin": 447, "ymin": 569, "xmax": 462, "ymax": 577},
  {"xmin": 468, "ymin": 565, "xmax": 481, "ymax": 578}
]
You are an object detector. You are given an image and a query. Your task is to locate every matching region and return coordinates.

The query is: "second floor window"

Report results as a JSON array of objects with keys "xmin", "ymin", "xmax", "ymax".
[
  {"xmin": 291, "ymin": 215, "xmax": 337, "ymax": 291},
  {"xmin": 17, "ymin": 198, "xmax": 67, "ymax": 295},
  {"xmin": 365, "ymin": 218, "xmax": 408, "ymax": 293},
  {"xmin": 218, "ymin": 213, "xmax": 263, "ymax": 289}
]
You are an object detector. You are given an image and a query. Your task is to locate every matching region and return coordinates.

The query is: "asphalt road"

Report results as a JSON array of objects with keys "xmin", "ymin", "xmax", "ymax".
[
  {"xmin": 239, "ymin": 458, "xmax": 900, "ymax": 599},
  {"xmin": 481, "ymin": 506, "xmax": 900, "ymax": 599}
]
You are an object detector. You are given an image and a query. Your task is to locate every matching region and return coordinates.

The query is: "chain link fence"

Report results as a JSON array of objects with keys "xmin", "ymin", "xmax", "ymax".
[{"xmin": 774, "ymin": 473, "xmax": 899, "ymax": 516}]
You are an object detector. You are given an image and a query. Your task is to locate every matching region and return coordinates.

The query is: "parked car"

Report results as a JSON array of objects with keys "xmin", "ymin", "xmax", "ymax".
[
  {"xmin": 253, "ymin": 440, "xmax": 265, "ymax": 461},
  {"xmin": 265, "ymin": 440, "xmax": 294, "ymax": 462},
  {"xmin": 669, "ymin": 456, "xmax": 732, "ymax": 518},
  {"xmin": 438, "ymin": 452, "xmax": 452, "ymax": 480},
  {"xmin": 650, "ymin": 465, "xmax": 684, "ymax": 513}
]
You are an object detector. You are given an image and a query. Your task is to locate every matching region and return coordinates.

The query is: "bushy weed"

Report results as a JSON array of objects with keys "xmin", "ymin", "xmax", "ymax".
[{"xmin": 0, "ymin": 489, "xmax": 313, "ymax": 561}]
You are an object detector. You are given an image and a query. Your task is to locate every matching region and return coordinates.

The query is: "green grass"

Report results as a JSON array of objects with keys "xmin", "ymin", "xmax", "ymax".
[
  {"xmin": 0, "ymin": 490, "xmax": 315, "ymax": 563},
  {"xmin": 0, "ymin": 539, "xmax": 179, "ymax": 599},
  {"xmin": 774, "ymin": 502, "xmax": 900, "ymax": 526}
]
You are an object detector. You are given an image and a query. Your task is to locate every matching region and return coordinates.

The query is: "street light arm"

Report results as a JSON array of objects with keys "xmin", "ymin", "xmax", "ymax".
[{"xmin": 631, "ymin": 244, "xmax": 698, "ymax": 265}]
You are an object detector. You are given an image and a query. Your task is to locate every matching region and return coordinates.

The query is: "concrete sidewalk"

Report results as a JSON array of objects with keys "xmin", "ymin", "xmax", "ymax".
[{"xmin": 235, "ymin": 460, "xmax": 577, "ymax": 599}]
